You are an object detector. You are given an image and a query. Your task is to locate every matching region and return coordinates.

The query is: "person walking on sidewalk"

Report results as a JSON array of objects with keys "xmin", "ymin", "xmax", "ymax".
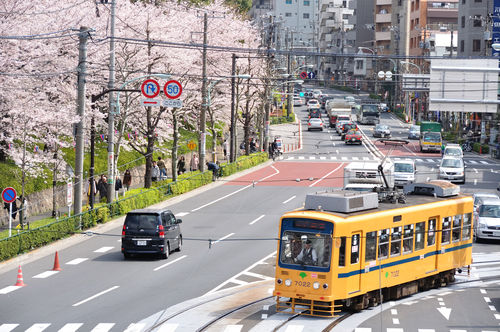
[
  {"xmin": 123, "ymin": 169, "xmax": 132, "ymax": 191},
  {"xmin": 114, "ymin": 174, "xmax": 123, "ymax": 199},
  {"xmin": 96, "ymin": 175, "xmax": 108, "ymax": 203},
  {"xmin": 177, "ymin": 156, "xmax": 186, "ymax": 175},
  {"xmin": 87, "ymin": 178, "xmax": 97, "ymax": 206},
  {"xmin": 157, "ymin": 157, "xmax": 167, "ymax": 180},
  {"xmin": 151, "ymin": 161, "xmax": 160, "ymax": 182},
  {"xmin": 190, "ymin": 153, "xmax": 199, "ymax": 171}
]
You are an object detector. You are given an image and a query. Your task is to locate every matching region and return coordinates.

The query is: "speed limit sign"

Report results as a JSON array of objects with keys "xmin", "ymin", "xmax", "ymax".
[{"xmin": 164, "ymin": 80, "xmax": 183, "ymax": 99}]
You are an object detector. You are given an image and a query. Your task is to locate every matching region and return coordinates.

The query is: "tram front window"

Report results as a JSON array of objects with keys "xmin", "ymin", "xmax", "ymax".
[{"xmin": 280, "ymin": 231, "xmax": 331, "ymax": 268}]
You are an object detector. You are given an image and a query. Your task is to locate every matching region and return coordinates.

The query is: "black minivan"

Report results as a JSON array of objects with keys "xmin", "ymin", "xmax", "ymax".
[{"xmin": 121, "ymin": 208, "xmax": 182, "ymax": 259}]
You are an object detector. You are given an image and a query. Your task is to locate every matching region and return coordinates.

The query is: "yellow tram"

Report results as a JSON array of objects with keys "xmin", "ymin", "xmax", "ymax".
[{"xmin": 274, "ymin": 181, "xmax": 473, "ymax": 316}]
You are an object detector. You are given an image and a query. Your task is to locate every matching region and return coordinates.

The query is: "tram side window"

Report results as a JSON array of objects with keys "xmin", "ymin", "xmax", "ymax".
[
  {"xmin": 403, "ymin": 224, "xmax": 414, "ymax": 254},
  {"xmin": 365, "ymin": 231, "xmax": 377, "ymax": 262},
  {"xmin": 378, "ymin": 229, "xmax": 389, "ymax": 260},
  {"xmin": 452, "ymin": 215, "xmax": 462, "ymax": 242},
  {"xmin": 391, "ymin": 226, "xmax": 402, "ymax": 257},
  {"xmin": 338, "ymin": 237, "xmax": 346, "ymax": 267},
  {"xmin": 427, "ymin": 218, "xmax": 436, "ymax": 246},
  {"xmin": 462, "ymin": 213, "xmax": 472, "ymax": 240},
  {"xmin": 415, "ymin": 222, "xmax": 425, "ymax": 251},
  {"xmin": 351, "ymin": 234, "xmax": 360, "ymax": 264},
  {"xmin": 442, "ymin": 216, "xmax": 451, "ymax": 244}
]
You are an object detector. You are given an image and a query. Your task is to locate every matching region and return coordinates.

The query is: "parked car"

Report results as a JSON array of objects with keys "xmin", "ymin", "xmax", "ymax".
[
  {"xmin": 307, "ymin": 118, "xmax": 324, "ymax": 131},
  {"xmin": 407, "ymin": 125, "xmax": 420, "ymax": 139},
  {"xmin": 443, "ymin": 143, "xmax": 464, "ymax": 158},
  {"xmin": 121, "ymin": 208, "xmax": 182, "ymax": 259},
  {"xmin": 438, "ymin": 156, "xmax": 466, "ymax": 184},
  {"xmin": 474, "ymin": 198, "xmax": 500, "ymax": 241},
  {"xmin": 373, "ymin": 124, "xmax": 391, "ymax": 138},
  {"xmin": 394, "ymin": 160, "xmax": 416, "ymax": 187},
  {"xmin": 344, "ymin": 129, "xmax": 362, "ymax": 145}
]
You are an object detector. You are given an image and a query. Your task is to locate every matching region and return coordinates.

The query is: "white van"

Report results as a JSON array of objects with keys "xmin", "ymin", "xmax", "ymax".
[
  {"xmin": 474, "ymin": 198, "xmax": 500, "ymax": 241},
  {"xmin": 394, "ymin": 160, "xmax": 416, "ymax": 187}
]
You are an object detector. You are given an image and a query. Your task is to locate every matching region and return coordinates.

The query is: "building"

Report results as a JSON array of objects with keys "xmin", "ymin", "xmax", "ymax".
[{"xmin": 457, "ymin": 0, "xmax": 494, "ymax": 57}]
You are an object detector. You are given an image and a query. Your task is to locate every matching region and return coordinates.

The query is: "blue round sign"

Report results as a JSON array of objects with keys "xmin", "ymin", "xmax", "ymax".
[{"xmin": 2, "ymin": 187, "xmax": 17, "ymax": 203}]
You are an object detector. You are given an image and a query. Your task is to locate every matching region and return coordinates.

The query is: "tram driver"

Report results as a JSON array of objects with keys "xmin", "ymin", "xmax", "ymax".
[{"xmin": 295, "ymin": 239, "xmax": 318, "ymax": 265}]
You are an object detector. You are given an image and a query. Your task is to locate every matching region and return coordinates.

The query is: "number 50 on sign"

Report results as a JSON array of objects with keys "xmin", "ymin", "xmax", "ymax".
[{"xmin": 164, "ymin": 80, "xmax": 182, "ymax": 99}]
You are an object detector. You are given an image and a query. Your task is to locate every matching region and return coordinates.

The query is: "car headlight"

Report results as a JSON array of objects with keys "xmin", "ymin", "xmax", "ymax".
[
  {"xmin": 458, "ymin": 171, "xmax": 464, "ymax": 176},
  {"xmin": 439, "ymin": 170, "xmax": 446, "ymax": 175},
  {"xmin": 478, "ymin": 223, "xmax": 486, "ymax": 229},
  {"xmin": 285, "ymin": 279, "xmax": 292, "ymax": 287},
  {"xmin": 313, "ymin": 282, "xmax": 320, "ymax": 290}
]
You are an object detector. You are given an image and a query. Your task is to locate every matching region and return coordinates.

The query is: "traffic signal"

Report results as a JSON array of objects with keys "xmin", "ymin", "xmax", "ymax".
[{"xmin": 299, "ymin": 92, "xmax": 304, "ymax": 97}]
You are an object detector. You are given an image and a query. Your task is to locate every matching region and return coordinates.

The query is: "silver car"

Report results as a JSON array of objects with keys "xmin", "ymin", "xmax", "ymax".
[
  {"xmin": 439, "ymin": 156, "xmax": 466, "ymax": 183},
  {"xmin": 373, "ymin": 124, "xmax": 391, "ymax": 138},
  {"xmin": 474, "ymin": 198, "xmax": 500, "ymax": 241},
  {"xmin": 307, "ymin": 118, "xmax": 324, "ymax": 131}
]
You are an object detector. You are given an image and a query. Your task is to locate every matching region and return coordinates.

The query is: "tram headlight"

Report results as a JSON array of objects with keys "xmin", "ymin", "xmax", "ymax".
[
  {"xmin": 313, "ymin": 282, "xmax": 320, "ymax": 289},
  {"xmin": 277, "ymin": 278, "xmax": 283, "ymax": 285},
  {"xmin": 323, "ymin": 283, "xmax": 329, "ymax": 289},
  {"xmin": 285, "ymin": 279, "xmax": 292, "ymax": 287}
]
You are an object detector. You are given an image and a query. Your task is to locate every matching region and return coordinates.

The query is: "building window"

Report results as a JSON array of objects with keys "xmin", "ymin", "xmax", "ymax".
[
  {"xmin": 473, "ymin": 39, "xmax": 481, "ymax": 52},
  {"xmin": 473, "ymin": 15, "xmax": 482, "ymax": 27},
  {"xmin": 303, "ymin": 0, "xmax": 310, "ymax": 5},
  {"xmin": 474, "ymin": 0, "xmax": 482, "ymax": 2},
  {"xmin": 462, "ymin": 0, "xmax": 465, "ymax": 3},
  {"xmin": 303, "ymin": 13, "xmax": 309, "ymax": 19},
  {"xmin": 286, "ymin": 0, "xmax": 292, "ymax": 4},
  {"xmin": 355, "ymin": 60, "xmax": 363, "ymax": 70},
  {"xmin": 460, "ymin": 40, "xmax": 465, "ymax": 52},
  {"xmin": 285, "ymin": 12, "xmax": 292, "ymax": 17},
  {"xmin": 461, "ymin": 16, "xmax": 465, "ymax": 28}
]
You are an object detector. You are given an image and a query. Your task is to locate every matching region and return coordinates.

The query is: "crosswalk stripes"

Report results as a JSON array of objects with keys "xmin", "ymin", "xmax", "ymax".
[{"xmin": 282, "ymin": 155, "xmax": 495, "ymax": 165}]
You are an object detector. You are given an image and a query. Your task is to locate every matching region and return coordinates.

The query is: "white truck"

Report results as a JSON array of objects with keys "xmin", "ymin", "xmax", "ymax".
[
  {"xmin": 326, "ymin": 99, "xmax": 352, "ymax": 128},
  {"xmin": 344, "ymin": 160, "xmax": 395, "ymax": 191}
]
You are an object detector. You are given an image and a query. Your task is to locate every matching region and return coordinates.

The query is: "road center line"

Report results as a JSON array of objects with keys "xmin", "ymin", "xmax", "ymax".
[
  {"xmin": 154, "ymin": 255, "xmax": 188, "ymax": 272},
  {"xmin": 191, "ymin": 166, "xmax": 280, "ymax": 212},
  {"xmin": 282, "ymin": 195, "xmax": 296, "ymax": 204},
  {"xmin": 212, "ymin": 233, "xmax": 235, "ymax": 245},
  {"xmin": 72, "ymin": 286, "xmax": 119, "ymax": 307},
  {"xmin": 249, "ymin": 215, "xmax": 265, "ymax": 225},
  {"xmin": 309, "ymin": 163, "xmax": 345, "ymax": 187}
]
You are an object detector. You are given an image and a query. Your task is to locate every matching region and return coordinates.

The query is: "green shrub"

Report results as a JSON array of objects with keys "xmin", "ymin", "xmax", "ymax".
[{"xmin": 270, "ymin": 113, "xmax": 295, "ymax": 125}]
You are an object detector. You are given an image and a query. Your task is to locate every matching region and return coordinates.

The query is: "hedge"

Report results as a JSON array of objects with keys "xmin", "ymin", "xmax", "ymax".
[
  {"xmin": 0, "ymin": 153, "xmax": 267, "ymax": 262},
  {"xmin": 270, "ymin": 113, "xmax": 296, "ymax": 125}
]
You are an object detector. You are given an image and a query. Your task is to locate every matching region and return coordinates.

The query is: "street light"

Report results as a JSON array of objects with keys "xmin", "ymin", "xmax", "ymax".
[
  {"xmin": 399, "ymin": 61, "xmax": 422, "ymax": 75},
  {"xmin": 358, "ymin": 47, "xmax": 377, "ymax": 94}
]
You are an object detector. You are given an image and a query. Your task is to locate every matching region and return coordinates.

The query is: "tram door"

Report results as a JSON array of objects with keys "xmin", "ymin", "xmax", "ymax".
[
  {"xmin": 347, "ymin": 233, "xmax": 362, "ymax": 294},
  {"xmin": 427, "ymin": 217, "xmax": 439, "ymax": 272}
]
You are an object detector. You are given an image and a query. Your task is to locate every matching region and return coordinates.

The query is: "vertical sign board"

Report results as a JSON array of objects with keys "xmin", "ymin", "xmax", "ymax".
[{"xmin": 493, "ymin": 0, "xmax": 500, "ymax": 58}]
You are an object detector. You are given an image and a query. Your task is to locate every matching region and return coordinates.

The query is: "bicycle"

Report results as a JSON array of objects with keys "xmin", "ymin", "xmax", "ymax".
[{"xmin": 461, "ymin": 141, "xmax": 473, "ymax": 152}]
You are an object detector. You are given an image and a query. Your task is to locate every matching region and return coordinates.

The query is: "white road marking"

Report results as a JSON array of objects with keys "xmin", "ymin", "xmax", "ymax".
[
  {"xmin": 33, "ymin": 271, "xmax": 59, "ymax": 279},
  {"xmin": 416, "ymin": 158, "xmax": 423, "ymax": 162},
  {"xmin": 25, "ymin": 324, "xmax": 51, "ymax": 332},
  {"xmin": 284, "ymin": 326, "xmax": 304, "ymax": 332},
  {"xmin": 341, "ymin": 156, "xmax": 347, "ymax": 161},
  {"xmin": 391, "ymin": 309, "xmax": 398, "ymax": 315},
  {"xmin": 437, "ymin": 307, "xmax": 451, "ymax": 320},
  {"xmin": 320, "ymin": 156, "xmax": 326, "ymax": 160},
  {"xmin": 0, "ymin": 324, "xmax": 19, "ymax": 332},
  {"xmin": 485, "ymin": 297, "xmax": 492, "ymax": 303},
  {"xmin": 309, "ymin": 163, "xmax": 345, "ymax": 187},
  {"xmin": 439, "ymin": 301, "xmax": 445, "ymax": 306},
  {"xmin": 249, "ymin": 214, "xmax": 265, "ymax": 225},
  {"xmin": 58, "ymin": 323, "xmax": 83, "ymax": 332},
  {"xmin": 90, "ymin": 323, "xmax": 115, "ymax": 332},
  {"xmin": 283, "ymin": 195, "xmax": 296, "ymax": 204},
  {"xmin": 66, "ymin": 258, "xmax": 88, "ymax": 265},
  {"xmin": 426, "ymin": 159, "xmax": 434, "ymax": 163},
  {"xmin": 261, "ymin": 314, "xmax": 268, "ymax": 319},
  {"xmin": 418, "ymin": 330, "xmax": 435, "ymax": 332},
  {"xmin": 392, "ymin": 318, "xmax": 400, "ymax": 324},
  {"xmin": 298, "ymin": 156, "xmax": 305, "ymax": 160},
  {"xmin": 363, "ymin": 156, "xmax": 370, "ymax": 160},
  {"xmin": 354, "ymin": 329, "xmax": 372, "ymax": 332},
  {"xmin": 224, "ymin": 326, "xmax": 243, "ymax": 332},
  {"xmin": 386, "ymin": 329, "xmax": 403, "ymax": 332},
  {"xmin": 449, "ymin": 330, "xmax": 467, "ymax": 332},
  {"xmin": 352, "ymin": 157, "xmax": 359, "ymax": 160},
  {"xmin": 469, "ymin": 160, "xmax": 478, "ymax": 164},
  {"xmin": 489, "ymin": 305, "xmax": 496, "ymax": 311},
  {"xmin": 157, "ymin": 324, "xmax": 178, "ymax": 332},
  {"xmin": 72, "ymin": 286, "xmax": 119, "ymax": 307},
  {"xmin": 212, "ymin": 233, "xmax": 235, "ymax": 245},
  {"xmin": 123, "ymin": 323, "xmax": 146, "ymax": 332},
  {"xmin": 495, "ymin": 314, "xmax": 500, "ymax": 320},
  {"xmin": 481, "ymin": 289, "xmax": 487, "ymax": 294},
  {"xmin": 309, "ymin": 156, "xmax": 315, "ymax": 160},
  {"xmin": 192, "ymin": 166, "xmax": 280, "ymax": 212},
  {"xmin": 474, "ymin": 168, "xmax": 478, "ymax": 173},
  {"xmin": 480, "ymin": 160, "xmax": 489, "ymax": 164},
  {"xmin": 263, "ymin": 305, "xmax": 270, "ymax": 310},
  {"xmin": 176, "ymin": 212, "xmax": 189, "ymax": 217},
  {"xmin": 0, "ymin": 286, "xmax": 22, "ymax": 294},
  {"xmin": 94, "ymin": 247, "xmax": 113, "ymax": 253},
  {"xmin": 154, "ymin": 255, "xmax": 188, "ymax": 272},
  {"xmin": 336, "ymin": 150, "xmax": 339, "ymax": 154},
  {"xmin": 242, "ymin": 271, "xmax": 273, "ymax": 280},
  {"xmin": 474, "ymin": 179, "xmax": 477, "ymax": 186}
]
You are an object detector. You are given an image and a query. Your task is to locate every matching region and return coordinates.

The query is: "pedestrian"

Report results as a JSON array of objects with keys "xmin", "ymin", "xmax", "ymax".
[
  {"xmin": 123, "ymin": 169, "xmax": 132, "ymax": 191},
  {"xmin": 157, "ymin": 156, "xmax": 167, "ymax": 180},
  {"xmin": 87, "ymin": 177, "xmax": 97, "ymax": 206},
  {"xmin": 190, "ymin": 153, "xmax": 199, "ymax": 171},
  {"xmin": 3, "ymin": 200, "xmax": 18, "ymax": 220},
  {"xmin": 96, "ymin": 175, "xmax": 108, "ymax": 203},
  {"xmin": 177, "ymin": 156, "xmax": 186, "ymax": 175},
  {"xmin": 250, "ymin": 138, "xmax": 256, "ymax": 153},
  {"xmin": 206, "ymin": 161, "xmax": 220, "ymax": 181},
  {"xmin": 223, "ymin": 140, "xmax": 229, "ymax": 159},
  {"xmin": 115, "ymin": 174, "xmax": 123, "ymax": 199},
  {"xmin": 151, "ymin": 161, "xmax": 160, "ymax": 182}
]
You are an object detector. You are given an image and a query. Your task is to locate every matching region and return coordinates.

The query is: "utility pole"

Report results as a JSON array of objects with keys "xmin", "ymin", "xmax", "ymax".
[
  {"xmin": 263, "ymin": 15, "xmax": 274, "ymax": 154},
  {"xmin": 74, "ymin": 26, "xmax": 89, "ymax": 216},
  {"xmin": 286, "ymin": 30, "xmax": 292, "ymax": 118},
  {"xmin": 89, "ymin": 114, "xmax": 95, "ymax": 210},
  {"xmin": 199, "ymin": 12, "xmax": 208, "ymax": 171},
  {"xmin": 106, "ymin": 0, "xmax": 116, "ymax": 203},
  {"xmin": 230, "ymin": 53, "xmax": 237, "ymax": 162}
]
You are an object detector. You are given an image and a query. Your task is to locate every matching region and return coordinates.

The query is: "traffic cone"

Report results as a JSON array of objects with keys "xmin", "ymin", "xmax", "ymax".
[
  {"xmin": 15, "ymin": 265, "xmax": 26, "ymax": 287},
  {"xmin": 52, "ymin": 251, "xmax": 61, "ymax": 271}
]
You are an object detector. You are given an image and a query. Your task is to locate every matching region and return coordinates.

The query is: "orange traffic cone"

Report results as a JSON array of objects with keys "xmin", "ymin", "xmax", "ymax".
[
  {"xmin": 15, "ymin": 265, "xmax": 26, "ymax": 286},
  {"xmin": 52, "ymin": 251, "xmax": 61, "ymax": 271}
]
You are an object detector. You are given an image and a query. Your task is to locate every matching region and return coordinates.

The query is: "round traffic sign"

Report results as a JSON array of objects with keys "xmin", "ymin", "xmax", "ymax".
[
  {"xmin": 385, "ymin": 71, "xmax": 393, "ymax": 79},
  {"xmin": 378, "ymin": 71, "xmax": 385, "ymax": 79},
  {"xmin": 187, "ymin": 140, "xmax": 197, "ymax": 151},
  {"xmin": 141, "ymin": 79, "xmax": 160, "ymax": 98},
  {"xmin": 164, "ymin": 80, "xmax": 183, "ymax": 99},
  {"xmin": 300, "ymin": 72, "xmax": 307, "ymax": 79},
  {"xmin": 2, "ymin": 187, "xmax": 17, "ymax": 203}
]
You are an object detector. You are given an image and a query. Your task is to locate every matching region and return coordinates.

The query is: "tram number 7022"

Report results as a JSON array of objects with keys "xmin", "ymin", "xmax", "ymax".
[{"xmin": 295, "ymin": 281, "xmax": 311, "ymax": 287}]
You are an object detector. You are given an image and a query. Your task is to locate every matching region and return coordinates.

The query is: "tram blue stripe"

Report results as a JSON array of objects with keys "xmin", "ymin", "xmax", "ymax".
[{"xmin": 337, "ymin": 243, "xmax": 472, "ymax": 279}]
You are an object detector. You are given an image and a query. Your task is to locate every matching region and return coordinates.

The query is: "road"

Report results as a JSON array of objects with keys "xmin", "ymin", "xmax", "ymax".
[{"xmin": 1, "ymin": 88, "xmax": 499, "ymax": 332}]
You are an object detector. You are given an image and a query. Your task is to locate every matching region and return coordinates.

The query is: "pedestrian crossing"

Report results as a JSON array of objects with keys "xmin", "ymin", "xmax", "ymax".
[{"xmin": 283, "ymin": 155, "xmax": 496, "ymax": 166}]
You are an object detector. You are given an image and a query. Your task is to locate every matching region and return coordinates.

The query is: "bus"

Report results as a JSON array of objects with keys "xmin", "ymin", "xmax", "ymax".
[
  {"xmin": 274, "ymin": 181, "xmax": 472, "ymax": 316},
  {"xmin": 352, "ymin": 104, "xmax": 380, "ymax": 125}
]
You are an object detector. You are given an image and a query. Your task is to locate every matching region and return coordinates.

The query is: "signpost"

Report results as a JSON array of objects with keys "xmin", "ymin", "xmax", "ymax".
[
  {"xmin": 187, "ymin": 140, "xmax": 197, "ymax": 151},
  {"xmin": 67, "ymin": 182, "xmax": 73, "ymax": 217},
  {"xmin": 141, "ymin": 79, "xmax": 160, "ymax": 98},
  {"xmin": 164, "ymin": 80, "xmax": 183, "ymax": 99},
  {"xmin": 2, "ymin": 187, "xmax": 17, "ymax": 237},
  {"xmin": 300, "ymin": 72, "xmax": 307, "ymax": 80}
]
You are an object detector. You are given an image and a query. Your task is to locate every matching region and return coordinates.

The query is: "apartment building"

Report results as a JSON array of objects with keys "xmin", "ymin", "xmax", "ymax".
[{"xmin": 457, "ymin": 0, "xmax": 493, "ymax": 57}]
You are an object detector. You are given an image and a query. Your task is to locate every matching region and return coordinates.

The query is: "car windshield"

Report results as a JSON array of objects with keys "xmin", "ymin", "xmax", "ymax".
[
  {"xmin": 125, "ymin": 214, "xmax": 158, "ymax": 230},
  {"xmin": 441, "ymin": 158, "xmax": 462, "ymax": 168},
  {"xmin": 410, "ymin": 125, "xmax": 420, "ymax": 133},
  {"xmin": 474, "ymin": 194, "xmax": 499, "ymax": 205},
  {"xmin": 445, "ymin": 148, "xmax": 462, "ymax": 156},
  {"xmin": 478, "ymin": 204, "xmax": 500, "ymax": 218},
  {"xmin": 376, "ymin": 125, "xmax": 389, "ymax": 131},
  {"xmin": 347, "ymin": 130, "xmax": 360, "ymax": 135},
  {"xmin": 423, "ymin": 132, "xmax": 441, "ymax": 143},
  {"xmin": 395, "ymin": 163, "xmax": 414, "ymax": 173},
  {"xmin": 310, "ymin": 119, "xmax": 322, "ymax": 123},
  {"xmin": 279, "ymin": 231, "xmax": 331, "ymax": 268}
]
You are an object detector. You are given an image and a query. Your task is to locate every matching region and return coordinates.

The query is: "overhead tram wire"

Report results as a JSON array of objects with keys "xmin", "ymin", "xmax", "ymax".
[{"xmin": 0, "ymin": 0, "xmax": 90, "ymax": 16}]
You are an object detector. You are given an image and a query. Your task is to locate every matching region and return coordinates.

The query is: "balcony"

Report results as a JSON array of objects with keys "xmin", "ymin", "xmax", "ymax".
[
  {"xmin": 325, "ymin": 19, "xmax": 341, "ymax": 29},
  {"xmin": 427, "ymin": 7, "xmax": 458, "ymax": 19},
  {"xmin": 376, "ymin": 13, "xmax": 392, "ymax": 23},
  {"xmin": 375, "ymin": 31, "xmax": 391, "ymax": 41},
  {"xmin": 376, "ymin": 0, "xmax": 391, "ymax": 4}
]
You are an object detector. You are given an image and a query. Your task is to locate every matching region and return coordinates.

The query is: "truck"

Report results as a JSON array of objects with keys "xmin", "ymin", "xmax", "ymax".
[
  {"xmin": 419, "ymin": 121, "xmax": 442, "ymax": 153},
  {"xmin": 343, "ymin": 160, "xmax": 395, "ymax": 191},
  {"xmin": 326, "ymin": 99, "xmax": 351, "ymax": 128}
]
